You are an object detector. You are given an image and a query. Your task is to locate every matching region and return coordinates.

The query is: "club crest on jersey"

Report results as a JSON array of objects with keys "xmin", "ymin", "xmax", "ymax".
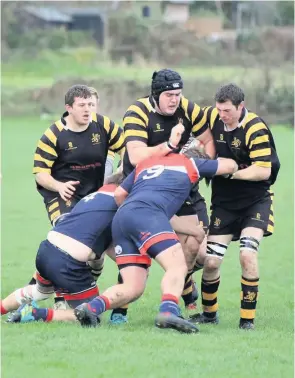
[
  {"xmin": 231, "ymin": 137, "xmax": 241, "ymax": 148},
  {"xmin": 91, "ymin": 133, "xmax": 100, "ymax": 144}
]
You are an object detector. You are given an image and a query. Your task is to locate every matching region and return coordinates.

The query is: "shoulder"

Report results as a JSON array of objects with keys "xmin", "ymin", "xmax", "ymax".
[
  {"xmin": 203, "ymin": 106, "xmax": 219, "ymax": 126},
  {"xmin": 125, "ymin": 97, "xmax": 154, "ymax": 120},
  {"xmin": 41, "ymin": 120, "xmax": 65, "ymax": 145},
  {"xmin": 242, "ymin": 111, "xmax": 269, "ymax": 134}
]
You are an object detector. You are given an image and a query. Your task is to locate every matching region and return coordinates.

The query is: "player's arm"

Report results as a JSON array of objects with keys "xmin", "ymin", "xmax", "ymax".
[
  {"xmin": 184, "ymin": 99, "xmax": 216, "ymax": 158},
  {"xmin": 193, "ymin": 157, "xmax": 238, "ymax": 178},
  {"xmin": 33, "ymin": 126, "xmax": 79, "ymax": 200},
  {"xmin": 124, "ymin": 107, "xmax": 184, "ymax": 166},
  {"xmin": 170, "ymin": 215, "xmax": 205, "ymax": 243},
  {"xmin": 231, "ymin": 123, "xmax": 272, "ymax": 181},
  {"xmin": 105, "ymin": 117, "xmax": 125, "ymax": 155},
  {"xmin": 114, "ymin": 170, "xmax": 136, "ymax": 206}
]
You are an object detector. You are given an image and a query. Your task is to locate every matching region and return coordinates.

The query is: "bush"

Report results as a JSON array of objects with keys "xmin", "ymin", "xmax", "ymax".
[{"xmin": 5, "ymin": 27, "xmax": 96, "ymax": 51}]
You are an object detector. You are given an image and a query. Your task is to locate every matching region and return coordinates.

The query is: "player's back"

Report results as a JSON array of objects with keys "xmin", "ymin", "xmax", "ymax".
[
  {"xmin": 122, "ymin": 154, "xmax": 199, "ymax": 218},
  {"xmin": 53, "ymin": 184, "xmax": 117, "ymax": 254}
]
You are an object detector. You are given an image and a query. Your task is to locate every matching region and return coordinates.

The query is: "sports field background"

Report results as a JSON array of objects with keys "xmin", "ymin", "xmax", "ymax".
[{"xmin": 1, "ymin": 117, "xmax": 294, "ymax": 378}]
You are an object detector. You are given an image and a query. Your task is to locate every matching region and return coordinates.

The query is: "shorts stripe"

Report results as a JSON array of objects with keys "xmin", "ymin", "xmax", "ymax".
[
  {"xmin": 116, "ymin": 255, "xmax": 151, "ymax": 267},
  {"xmin": 48, "ymin": 201, "xmax": 59, "ymax": 212},
  {"xmin": 50, "ymin": 210, "xmax": 61, "ymax": 222},
  {"xmin": 36, "ymin": 272, "xmax": 52, "ymax": 286},
  {"xmin": 62, "ymin": 286, "xmax": 99, "ymax": 301},
  {"xmin": 139, "ymin": 232, "xmax": 179, "ymax": 255}
]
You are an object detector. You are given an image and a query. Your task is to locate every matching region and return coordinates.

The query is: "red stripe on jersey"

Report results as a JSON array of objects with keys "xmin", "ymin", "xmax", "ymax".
[
  {"xmin": 98, "ymin": 184, "xmax": 117, "ymax": 193},
  {"xmin": 62, "ymin": 286, "xmax": 99, "ymax": 301},
  {"xmin": 116, "ymin": 255, "xmax": 152, "ymax": 267},
  {"xmin": 139, "ymin": 232, "xmax": 179, "ymax": 255},
  {"xmin": 135, "ymin": 154, "xmax": 199, "ymax": 183}
]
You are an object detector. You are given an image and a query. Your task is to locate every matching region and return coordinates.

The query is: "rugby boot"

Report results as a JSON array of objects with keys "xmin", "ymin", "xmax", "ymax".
[
  {"xmin": 189, "ymin": 312, "xmax": 219, "ymax": 325},
  {"xmin": 74, "ymin": 303, "xmax": 100, "ymax": 328},
  {"xmin": 155, "ymin": 313, "xmax": 199, "ymax": 334}
]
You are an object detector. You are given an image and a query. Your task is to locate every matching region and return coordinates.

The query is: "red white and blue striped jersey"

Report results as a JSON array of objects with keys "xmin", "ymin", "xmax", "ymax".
[
  {"xmin": 120, "ymin": 154, "xmax": 218, "ymax": 219},
  {"xmin": 53, "ymin": 184, "xmax": 117, "ymax": 256}
]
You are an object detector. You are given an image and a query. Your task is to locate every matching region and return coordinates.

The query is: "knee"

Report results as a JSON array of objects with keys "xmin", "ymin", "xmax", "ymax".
[
  {"xmin": 240, "ymin": 251, "xmax": 257, "ymax": 270},
  {"xmin": 184, "ymin": 236, "xmax": 200, "ymax": 257},
  {"xmin": 123, "ymin": 272, "xmax": 147, "ymax": 301},
  {"xmin": 204, "ymin": 256, "xmax": 221, "ymax": 272},
  {"xmin": 127, "ymin": 283, "xmax": 145, "ymax": 302}
]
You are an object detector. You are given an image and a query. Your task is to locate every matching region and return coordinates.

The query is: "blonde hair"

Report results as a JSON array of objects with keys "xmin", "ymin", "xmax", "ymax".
[{"xmin": 88, "ymin": 86, "xmax": 99, "ymax": 100}]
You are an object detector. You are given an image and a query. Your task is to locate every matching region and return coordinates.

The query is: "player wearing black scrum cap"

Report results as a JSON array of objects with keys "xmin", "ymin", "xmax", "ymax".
[{"xmin": 121, "ymin": 68, "xmax": 216, "ymax": 316}]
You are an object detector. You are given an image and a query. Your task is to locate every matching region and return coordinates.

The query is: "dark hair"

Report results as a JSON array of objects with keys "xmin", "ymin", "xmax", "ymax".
[
  {"xmin": 65, "ymin": 85, "xmax": 92, "ymax": 106},
  {"xmin": 104, "ymin": 172, "xmax": 124, "ymax": 185},
  {"xmin": 182, "ymin": 146, "xmax": 210, "ymax": 160},
  {"xmin": 151, "ymin": 69, "xmax": 183, "ymax": 105},
  {"xmin": 215, "ymin": 83, "xmax": 245, "ymax": 107}
]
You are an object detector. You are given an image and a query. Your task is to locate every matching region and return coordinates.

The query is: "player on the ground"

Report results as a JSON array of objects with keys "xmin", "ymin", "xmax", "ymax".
[
  {"xmin": 1, "ymin": 173, "xmax": 124, "ymax": 321},
  {"xmin": 2, "ymin": 166, "xmax": 205, "ymax": 323},
  {"xmin": 189, "ymin": 84, "xmax": 280, "ymax": 330},
  {"xmin": 122, "ymin": 68, "xmax": 215, "ymax": 312}
]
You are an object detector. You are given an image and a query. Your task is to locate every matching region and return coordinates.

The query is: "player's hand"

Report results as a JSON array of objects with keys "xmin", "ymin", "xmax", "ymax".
[
  {"xmin": 169, "ymin": 123, "xmax": 185, "ymax": 147},
  {"xmin": 57, "ymin": 181, "xmax": 80, "ymax": 201}
]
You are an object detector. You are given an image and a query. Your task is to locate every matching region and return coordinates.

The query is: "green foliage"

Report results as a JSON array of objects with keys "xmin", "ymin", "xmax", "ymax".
[
  {"xmin": 264, "ymin": 86, "xmax": 294, "ymax": 126},
  {"xmin": 5, "ymin": 27, "xmax": 96, "ymax": 51},
  {"xmin": 275, "ymin": 1, "xmax": 294, "ymax": 26}
]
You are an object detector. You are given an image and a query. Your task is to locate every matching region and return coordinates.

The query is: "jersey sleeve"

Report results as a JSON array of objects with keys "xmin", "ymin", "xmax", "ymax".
[
  {"xmin": 120, "ymin": 170, "xmax": 136, "ymax": 193},
  {"xmin": 245, "ymin": 120, "xmax": 272, "ymax": 168},
  {"xmin": 181, "ymin": 97, "xmax": 208, "ymax": 137},
  {"xmin": 192, "ymin": 158, "xmax": 218, "ymax": 178},
  {"xmin": 123, "ymin": 102, "xmax": 148, "ymax": 145},
  {"xmin": 33, "ymin": 123, "xmax": 61, "ymax": 174},
  {"xmin": 202, "ymin": 106, "xmax": 219, "ymax": 130},
  {"xmin": 102, "ymin": 116, "xmax": 125, "ymax": 153}
]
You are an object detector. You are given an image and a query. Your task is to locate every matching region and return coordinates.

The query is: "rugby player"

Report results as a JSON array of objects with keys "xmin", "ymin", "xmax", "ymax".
[
  {"xmin": 74, "ymin": 142, "xmax": 238, "ymax": 333},
  {"xmin": 29, "ymin": 85, "xmax": 125, "ymax": 309},
  {"xmin": 122, "ymin": 68, "xmax": 215, "ymax": 311},
  {"xmin": 189, "ymin": 84, "xmax": 280, "ymax": 330},
  {"xmin": 2, "ymin": 164, "xmax": 207, "ymax": 324}
]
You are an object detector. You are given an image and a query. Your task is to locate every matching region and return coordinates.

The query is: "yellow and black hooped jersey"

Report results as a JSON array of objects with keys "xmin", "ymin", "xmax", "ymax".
[
  {"xmin": 203, "ymin": 106, "xmax": 280, "ymax": 209},
  {"xmin": 33, "ymin": 112, "xmax": 125, "ymax": 202},
  {"xmin": 122, "ymin": 95, "xmax": 208, "ymax": 176}
]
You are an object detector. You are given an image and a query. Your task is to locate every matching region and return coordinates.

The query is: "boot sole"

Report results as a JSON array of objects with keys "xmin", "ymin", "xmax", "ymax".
[
  {"xmin": 74, "ymin": 307, "xmax": 98, "ymax": 328},
  {"xmin": 155, "ymin": 314, "xmax": 199, "ymax": 334}
]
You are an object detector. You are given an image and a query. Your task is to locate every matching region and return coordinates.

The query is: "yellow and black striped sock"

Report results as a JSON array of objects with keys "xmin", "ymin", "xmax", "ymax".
[
  {"xmin": 111, "ymin": 272, "xmax": 129, "ymax": 316},
  {"xmin": 240, "ymin": 276, "xmax": 259, "ymax": 324},
  {"xmin": 202, "ymin": 276, "xmax": 220, "ymax": 318},
  {"xmin": 181, "ymin": 273, "xmax": 194, "ymax": 306}
]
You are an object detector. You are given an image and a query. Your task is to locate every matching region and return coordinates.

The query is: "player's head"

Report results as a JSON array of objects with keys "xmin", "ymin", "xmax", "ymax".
[
  {"xmin": 65, "ymin": 85, "xmax": 93, "ymax": 126},
  {"xmin": 215, "ymin": 84, "xmax": 245, "ymax": 127},
  {"xmin": 104, "ymin": 172, "xmax": 124, "ymax": 186},
  {"xmin": 151, "ymin": 69, "xmax": 183, "ymax": 115},
  {"xmin": 182, "ymin": 146, "xmax": 210, "ymax": 160},
  {"xmin": 88, "ymin": 86, "xmax": 100, "ymax": 113}
]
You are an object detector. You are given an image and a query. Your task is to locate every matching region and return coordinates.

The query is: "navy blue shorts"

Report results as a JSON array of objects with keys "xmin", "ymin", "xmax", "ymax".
[
  {"xmin": 35, "ymin": 240, "xmax": 98, "ymax": 308},
  {"xmin": 112, "ymin": 204, "xmax": 179, "ymax": 269}
]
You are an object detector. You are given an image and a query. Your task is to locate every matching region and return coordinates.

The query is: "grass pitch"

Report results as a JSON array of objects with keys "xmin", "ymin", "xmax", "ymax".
[{"xmin": 1, "ymin": 118, "xmax": 294, "ymax": 378}]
